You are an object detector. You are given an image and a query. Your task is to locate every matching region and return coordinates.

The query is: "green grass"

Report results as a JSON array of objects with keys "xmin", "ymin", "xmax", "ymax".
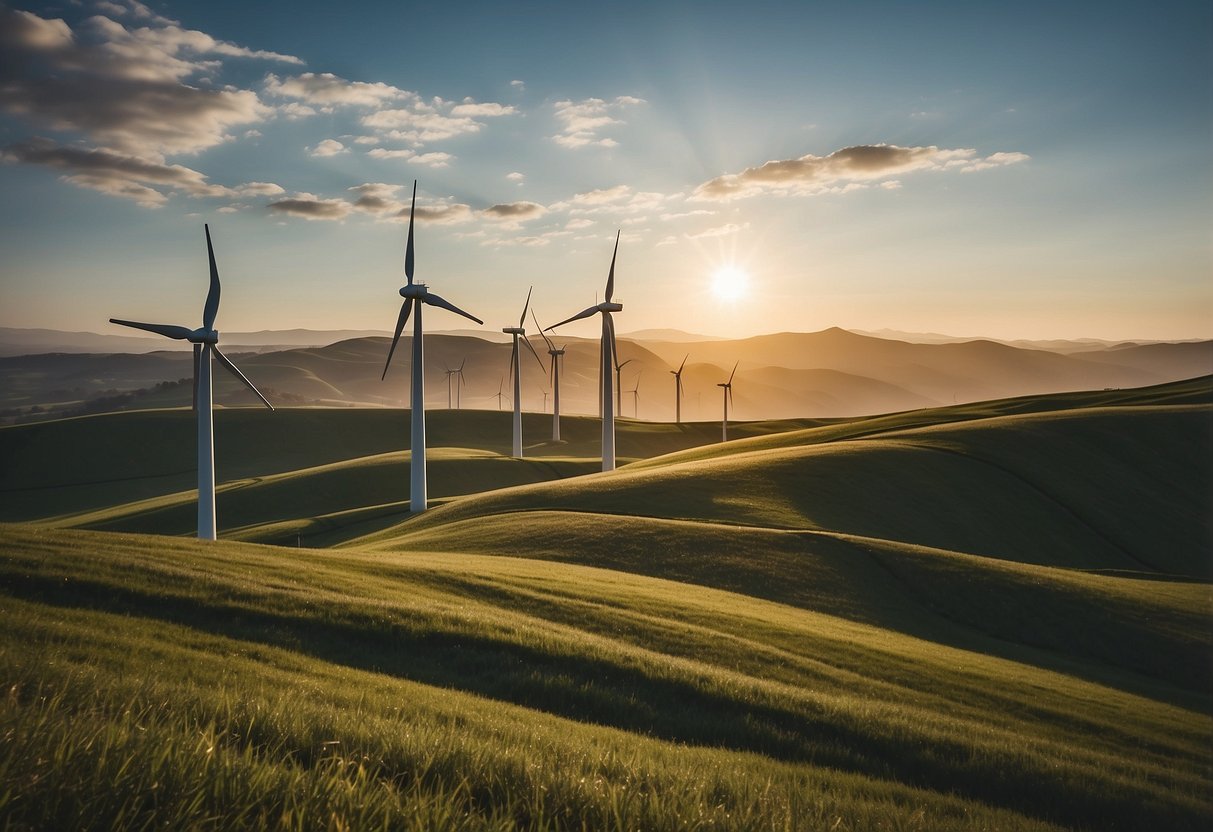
[
  {"xmin": 3, "ymin": 525, "xmax": 1210, "ymax": 830},
  {"xmin": 2, "ymin": 377, "xmax": 1210, "ymax": 829}
]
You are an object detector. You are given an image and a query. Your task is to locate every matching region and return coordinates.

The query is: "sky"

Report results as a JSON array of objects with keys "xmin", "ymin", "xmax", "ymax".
[{"xmin": 0, "ymin": 0, "xmax": 1209, "ymax": 342}]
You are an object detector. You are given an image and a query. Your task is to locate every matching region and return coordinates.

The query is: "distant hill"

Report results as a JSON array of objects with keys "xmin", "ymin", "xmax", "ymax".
[{"xmin": 2, "ymin": 327, "xmax": 1208, "ymax": 424}]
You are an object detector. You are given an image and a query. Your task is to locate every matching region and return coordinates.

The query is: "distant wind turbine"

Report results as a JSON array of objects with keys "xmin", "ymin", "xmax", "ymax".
[
  {"xmin": 548, "ymin": 230, "xmax": 624, "ymax": 471},
  {"xmin": 443, "ymin": 365, "xmax": 458, "ymax": 409},
  {"xmin": 613, "ymin": 357, "xmax": 633, "ymax": 413},
  {"xmin": 454, "ymin": 358, "xmax": 466, "ymax": 409},
  {"xmin": 532, "ymin": 309, "xmax": 565, "ymax": 441},
  {"xmin": 503, "ymin": 287, "xmax": 546, "ymax": 458},
  {"xmin": 717, "ymin": 361, "xmax": 738, "ymax": 442},
  {"xmin": 381, "ymin": 180, "xmax": 483, "ymax": 513},
  {"xmin": 628, "ymin": 370, "xmax": 642, "ymax": 418},
  {"xmin": 493, "ymin": 376, "xmax": 506, "ymax": 410},
  {"xmin": 110, "ymin": 224, "xmax": 273, "ymax": 541},
  {"xmin": 670, "ymin": 353, "xmax": 688, "ymax": 425}
]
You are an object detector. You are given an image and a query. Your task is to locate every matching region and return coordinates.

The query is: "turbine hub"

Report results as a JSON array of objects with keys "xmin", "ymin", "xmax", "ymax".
[
  {"xmin": 502, "ymin": 326, "xmax": 525, "ymax": 335},
  {"xmin": 600, "ymin": 302, "xmax": 623, "ymax": 313},
  {"xmin": 190, "ymin": 327, "xmax": 218, "ymax": 344},
  {"xmin": 400, "ymin": 284, "xmax": 428, "ymax": 299}
]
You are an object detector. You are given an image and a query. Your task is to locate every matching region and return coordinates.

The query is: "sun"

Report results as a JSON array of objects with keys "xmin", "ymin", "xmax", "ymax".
[{"xmin": 711, "ymin": 265, "xmax": 749, "ymax": 301}]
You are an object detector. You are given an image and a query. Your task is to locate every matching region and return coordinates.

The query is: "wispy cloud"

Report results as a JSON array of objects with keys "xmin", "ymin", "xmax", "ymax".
[
  {"xmin": 686, "ymin": 222, "xmax": 749, "ymax": 239},
  {"xmin": 483, "ymin": 201, "xmax": 547, "ymax": 222},
  {"xmin": 693, "ymin": 144, "xmax": 1029, "ymax": 200},
  {"xmin": 264, "ymin": 72, "xmax": 409, "ymax": 110},
  {"xmin": 551, "ymin": 95, "xmax": 645, "ymax": 149},
  {"xmin": 267, "ymin": 193, "xmax": 352, "ymax": 221}
]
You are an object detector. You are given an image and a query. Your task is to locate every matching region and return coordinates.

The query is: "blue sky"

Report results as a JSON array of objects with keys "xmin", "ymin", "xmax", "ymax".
[{"xmin": 1, "ymin": 0, "xmax": 1209, "ymax": 341}]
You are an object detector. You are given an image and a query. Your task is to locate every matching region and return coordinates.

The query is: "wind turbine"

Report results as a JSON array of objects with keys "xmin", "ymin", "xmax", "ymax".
[
  {"xmin": 532, "ymin": 309, "xmax": 565, "ymax": 441},
  {"xmin": 670, "ymin": 354, "xmax": 688, "ymax": 425},
  {"xmin": 493, "ymin": 376, "xmax": 506, "ymax": 410},
  {"xmin": 613, "ymin": 357, "xmax": 634, "ymax": 413},
  {"xmin": 110, "ymin": 224, "xmax": 273, "ymax": 541},
  {"xmin": 717, "ymin": 361, "xmax": 738, "ymax": 442},
  {"xmin": 448, "ymin": 358, "xmax": 460, "ymax": 409},
  {"xmin": 548, "ymin": 230, "xmax": 624, "ymax": 472},
  {"xmin": 443, "ymin": 365, "xmax": 458, "ymax": 409},
  {"xmin": 627, "ymin": 371, "xmax": 642, "ymax": 418},
  {"xmin": 381, "ymin": 180, "xmax": 483, "ymax": 513},
  {"xmin": 503, "ymin": 287, "xmax": 546, "ymax": 458}
]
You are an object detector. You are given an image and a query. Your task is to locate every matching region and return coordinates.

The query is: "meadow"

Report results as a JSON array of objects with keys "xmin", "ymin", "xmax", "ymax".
[{"xmin": 1, "ymin": 375, "xmax": 1210, "ymax": 829}]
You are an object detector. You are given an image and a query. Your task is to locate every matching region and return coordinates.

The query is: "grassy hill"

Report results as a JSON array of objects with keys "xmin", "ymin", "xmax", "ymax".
[
  {"xmin": 1, "ymin": 377, "xmax": 1209, "ymax": 829},
  {"xmin": 2, "ymin": 524, "xmax": 1209, "ymax": 830}
]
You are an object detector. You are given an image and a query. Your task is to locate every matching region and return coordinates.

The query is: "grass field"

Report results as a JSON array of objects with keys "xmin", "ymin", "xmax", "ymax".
[{"xmin": 1, "ymin": 376, "xmax": 1210, "ymax": 829}]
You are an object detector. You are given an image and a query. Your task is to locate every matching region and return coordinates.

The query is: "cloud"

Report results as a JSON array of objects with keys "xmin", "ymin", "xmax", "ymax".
[
  {"xmin": 506, "ymin": 171, "xmax": 524, "ymax": 182},
  {"xmin": 510, "ymin": 79, "xmax": 525, "ymax": 90},
  {"xmin": 363, "ymin": 109, "xmax": 484, "ymax": 144},
  {"xmin": 264, "ymin": 72, "xmax": 409, "ymax": 108},
  {"xmin": 267, "ymin": 194, "xmax": 352, "ymax": 221},
  {"xmin": 0, "ymin": 8, "xmax": 278, "ymax": 156},
  {"xmin": 693, "ymin": 144, "xmax": 1029, "ymax": 200},
  {"xmin": 348, "ymin": 182, "xmax": 403, "ymax": 214},
  {"xmin": 409, "ymin": 151, "xmax": 453, "ymax": 168},
  {"xmin": 309, "ymin": 138, "xmax": 347, "ymax": 157},
  {"xmin": 367, "ymin": 148, "xmax": 415, "ymax": 160},
  {"xmin": 655, "ymin": 235, "xmax": 678, "ymax": 247},
  {"xmin": 550, "ymin": 184, "xmax": 672, "ymax": 216},
  {"xmin": 0, "ymin": 136, "xmax": 238, "ymax": 205},
  {"xmin": 686, "ymin": 222, "xmax": 749, "ymax": 239},
  {"xmin": 660, "ymin": 209, "xmax": 715, "ymax": 221},
  {"xmin": 407, "ymin": 202, "xmax": 473, "ymax": 225},
  {"xmin": 565, "ymin": 218, "xmax": 593, "ymax": 230},
  {"xmin": 235, "ymin": 181, "xmax": 284, "ymax": 196},
  {"xmin": 483, "ymin": 201, "xmax": 547, "ymax": 221},
  {"xmin": 449, "ymin": 99, "xmax": 516, "ymax": 117},
  {"xmin": 551, "ymin": 95, "xmax": 645, "ymax": 149}
]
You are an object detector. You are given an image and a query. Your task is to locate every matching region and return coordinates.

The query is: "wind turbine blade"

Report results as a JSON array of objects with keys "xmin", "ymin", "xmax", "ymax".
[
  {"xmin": 423, "ymin": 292, "xmax": 483, "ymax": 325},
  {"xmin": 381, "ymin": 298, "xmax": 413, "ymax": 380},
  {"xmin": 605, "ymin": 230, "xmax": 619, "ymax": 302},
  {"xmin": 519, "ymin": 285, "xmax": 532, "ymax": 328},
  {"xmin": 404, "ymin": 180, "xmax": 416, "ymax": 284},
  {"xmin": 192, "ymin": 343, "xmax": 200, "ymax": 410},
  {"xmin": 547, "ymin": 305, "xmax": 598, "ymax": 330},
  {"xmin": 213, "ymin": 346, "xmax": 274, "ymax": 410},
  {"xmin": 523, "ymin": 332, "xmax": 546, "ymax": 373},
  {"xmin": 531, "ymin": 309, "xmax": 554, "ymax": 351},
  {"xmin": 203, "ymin": 224, "xmax": 220, "ymax": 329},
  {"xmin": 458, "ymin": 357, "xmax": 466, "ymax": 372},
  {"xmin": 678, "ymin": 353, "xmax": 688, "ymax": 374},
  {"xmin": 728, "ymin": 360, "xmax": 739, "ymax": 385},
  {"xmin": 109, "ymin": 319, "xmax": 193, "ymax": 340}
]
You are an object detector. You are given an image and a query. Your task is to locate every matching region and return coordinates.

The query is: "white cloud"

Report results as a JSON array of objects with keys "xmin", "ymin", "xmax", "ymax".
[
  {"xmin": 506, "ymin": 171, "xmax": 524, "ymax": 182},
  {"xmin": 449, "ymin": 99, "xmax": 516, "ymax": 117},
  {"xmin": 483, "ymin": 201, "xmax": 547, "ymax": 222},
  {"xmin": 693, "ymin": 144, "xmax": 1029, "ymax": 201},
  {"xmin": 510, "ymin": 79, "xmax": 525, "ymax": 90},
  {"xmin": 551, "ymin": 95, "xmax": 645, "ymax": 149},
  {"xmin": 264, "ymin": 72, "xmax": 409, "ymax": 108},
  {"xmin": 408, "ymin": 151, "xmax": 453, "ymax": 168},
  {"xmin": 367, "ymin": 148, "xmax": 415, "ymax": 160},
  {"xmin": 309, "ymin": 138, "xmax": 346, "ymax": 157},
  {"xmin": 349, "ymin": 182, "xmax": 403, "ymax": 214},
  {"xmin": 565, "ymin": 218, "xmax": 593, "ymax": 229},
  {"xmin": 686, "ymin": 222, "xmax": 749, "ymax": 239},
  {"xmin": 363, "ymin": 109, "xmax": 483, "ymax": 144}
]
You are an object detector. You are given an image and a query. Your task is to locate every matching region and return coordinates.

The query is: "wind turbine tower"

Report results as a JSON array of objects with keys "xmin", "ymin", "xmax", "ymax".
[
  {"xmin": 381, "ymin": 181, "xmax": 483, "ymax": 513},
  {"xmin": 548, "ymin": 231, "xmax": 624, "ymax": 471},
  {"xmin": 717, "ymin": 361, "xmax": 738, "ymax": 442},
  {"xmin": 503, "ymin": 287, "xmax": 546, "ymax": 458},
  {"xmin": 533, "ymin": 309, "xmax": 565, "ymax": 441},
  {"xmin": 670, "ymin": 354, "xmax": 688, "ymax": 425},
  {"xmin": 110, "ymin": 225, "xmax": 274, "ymax": 540}
]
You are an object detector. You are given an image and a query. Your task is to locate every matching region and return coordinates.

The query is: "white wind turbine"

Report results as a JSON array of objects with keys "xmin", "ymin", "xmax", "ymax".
[
  {"xmin": 548, "ymin": 231, "xmax": 624, "ymax": 472},
  {"xmin": 628, "ymin": 371, "xmax": 642, "ymax": 418},
  {"xmin": 670, "ymin": 353, "xmax": 688, "ymax": 425},
  {"xmin": 110, "ymin": 224, "xmax": 273, "ymax": 541},
  {"xmin": 717, "ymin": 361, "xmax": 738, "ymax": 442},
  {"xmin": 613, "ymin": 356, "xmax": 634, "ymax": 414},
  {"xmin": 493, "ymin": 376, "xmax": 506, "ymax": 410},
  {"xmin": 454, "ymin": 358, "xmax": 466, "ymax": 409},
  {"xmin": 502, "ymin": 287, "xmax": 546, "ymax": 458},
  {"xmin": 443, "ymin": 365, "xmax": 458, "ymax": 409},
  {"xmin": 532, "ymin": 309, "xmax": 565, "ymax": 441},
  {"xmin": 381, "ymin": 181, "xmax": 483, "ymax": 513}
]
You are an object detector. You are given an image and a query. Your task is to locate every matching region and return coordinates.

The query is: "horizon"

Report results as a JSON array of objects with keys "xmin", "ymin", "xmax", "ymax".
[{"xmin": 1, "ymin": 0, "xmax": 1210, "ymax": 343}]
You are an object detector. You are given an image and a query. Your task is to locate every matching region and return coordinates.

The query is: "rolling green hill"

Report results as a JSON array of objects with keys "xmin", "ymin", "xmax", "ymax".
[{"xmin": 1, "ymin": 377, "xmax": 1209, "ymax": 829}]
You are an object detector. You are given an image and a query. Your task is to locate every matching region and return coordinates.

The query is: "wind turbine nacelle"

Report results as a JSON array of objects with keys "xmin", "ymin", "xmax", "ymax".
[
  {"xmin": 400, "ymin": 284, "xmax": 428, "ymax": 299},
  {"xmin": 192, "ymin": 328, "xmax": 219, "ymax": 344},
  {"xmin": 502, "ymin": 326, "xmax": 525, "ymax": 335},
  {"xmin": 551, "ymin": 349, "xmax": 565, "ymax": 356},
  {"xmin": 600, "ymin": 302, "xmax": 623, "ymax": 313}
]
